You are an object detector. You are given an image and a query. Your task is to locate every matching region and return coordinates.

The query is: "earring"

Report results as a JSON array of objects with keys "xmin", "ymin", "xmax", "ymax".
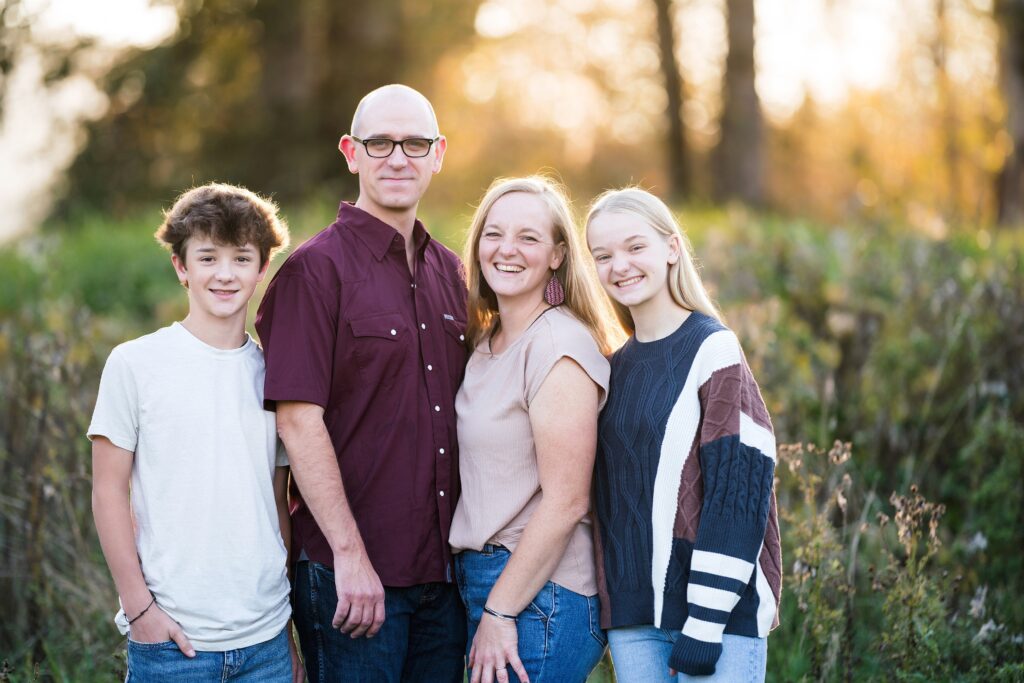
[{"xmin": 544, "ymin": 271, "xmax": 565, "ymax": 306}]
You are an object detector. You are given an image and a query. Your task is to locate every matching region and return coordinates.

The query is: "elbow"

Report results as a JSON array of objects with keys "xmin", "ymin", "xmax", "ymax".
[{"xmin": 562, "ymin": 493, "xmax": 592, "ymax": 527}]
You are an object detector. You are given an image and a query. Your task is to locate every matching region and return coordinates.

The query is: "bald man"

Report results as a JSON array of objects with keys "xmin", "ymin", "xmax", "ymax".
[{"xmin": 256, "ymin": 85, "xmax": 468, "ymax": 681}]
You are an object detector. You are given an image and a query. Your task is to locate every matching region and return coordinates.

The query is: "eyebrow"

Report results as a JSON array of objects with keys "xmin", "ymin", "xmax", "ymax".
[{"xmin": 194, "ymin": 245, "xmax": 256, "ymax": 253}]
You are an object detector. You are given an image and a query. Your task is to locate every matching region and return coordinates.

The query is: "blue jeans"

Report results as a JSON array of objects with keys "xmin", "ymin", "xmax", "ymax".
[
  {"xmin": 607, "ymin": 625, "xmax": 767, "ymax": 682},
  {"xmin": 292, "ymin": 560, "xmax": 466, "ymax": 683},
  {"xmin": 125, "ymin": 627, "xmax": 292, "ymax": 682},
  {"xmin": 455, "ymin": 545, "xmax": 607, "ymax": 683}
]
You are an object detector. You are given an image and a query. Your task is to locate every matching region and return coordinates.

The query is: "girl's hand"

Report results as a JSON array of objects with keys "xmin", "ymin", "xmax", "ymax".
[{"xmin": 469, "ymin": 612, "xmax": 529, "ymax": 683}]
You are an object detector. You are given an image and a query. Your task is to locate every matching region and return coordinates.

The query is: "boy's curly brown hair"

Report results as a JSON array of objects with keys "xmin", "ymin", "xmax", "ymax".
[{"xmin": 155, "ymin": 183, "xmax": 290, "ymax": 267}]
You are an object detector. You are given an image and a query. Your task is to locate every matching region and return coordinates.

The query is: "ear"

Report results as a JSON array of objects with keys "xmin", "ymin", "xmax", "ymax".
[
  {"xmin": 171, "ymin": 253, "xmax": 189, "ymax": 288},
  {"xmin": 431, "ymin": 135, "xmax": 447, "ymax": 174},
  {"xmin": 339, "ymin": 135, "xmax": 360, "ymax": 174},
  {"xmin": 256, "ymin": 258, "xmax": 271, "ymax": 284},
  {"xmin": 667, "ymin": 234, "xmax": 681, "ymax": 265},
  {"xmin": 550, "ymin": 241, "xmax": 567, "ymax": 270}
]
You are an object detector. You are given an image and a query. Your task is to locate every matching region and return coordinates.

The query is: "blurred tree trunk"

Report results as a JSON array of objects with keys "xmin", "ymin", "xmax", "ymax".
[
  {"xmin": 713, "ymin": 0, "xmax": 763, "ymax": 205},
  {"xmin": 653, "ymin": 0, "xmax": 689, "ymax": 200},
  {"xmin": 61, "ymin": 0, "xmax": 478, "ymax": 212},
  {"xmin": 996, "ymin": 0, "xmax": 1024, "ymax": 226},
  {"xmin": 933, "ymin": 0, "xmax": 963, "ymax": 220}
]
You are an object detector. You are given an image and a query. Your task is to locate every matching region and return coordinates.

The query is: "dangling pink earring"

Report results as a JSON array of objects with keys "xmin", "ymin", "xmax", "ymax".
[{"xmin": 544, "ymin": 271, "xmax": 565, "ymax": 306}]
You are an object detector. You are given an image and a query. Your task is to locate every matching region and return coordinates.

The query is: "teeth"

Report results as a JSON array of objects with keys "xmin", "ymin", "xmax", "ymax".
[
  {"xmin": 617, "ymin": 276, "xmax": 643, "ymax": 287},
  {"xmin": 495, "ymin": 264, "xmax": 524, "ymax": 273}
]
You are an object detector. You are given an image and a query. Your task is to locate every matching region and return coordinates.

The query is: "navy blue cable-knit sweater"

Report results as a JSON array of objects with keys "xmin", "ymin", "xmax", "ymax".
[{"xmin": 593, "ymin": 312, "xmax": 782, "ymax": 676}]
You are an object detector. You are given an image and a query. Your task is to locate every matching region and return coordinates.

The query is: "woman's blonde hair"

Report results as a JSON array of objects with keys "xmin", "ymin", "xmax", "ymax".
[
  {"xmin": 462, "ymin": 176, "xmax": 620, "ymax": 355},
  {"xmin": 586, "ymin": 187, "xmax": 722, "ymax": 334}
]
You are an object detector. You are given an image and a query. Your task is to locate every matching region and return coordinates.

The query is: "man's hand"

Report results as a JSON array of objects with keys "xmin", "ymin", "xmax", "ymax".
[
  {"xmin": 129, "ymin": 603, "xmax": 196, "ymax": 657},
  {"xmin": 332, "ymin": 549, "xmax": 386, "ymax": 638}
]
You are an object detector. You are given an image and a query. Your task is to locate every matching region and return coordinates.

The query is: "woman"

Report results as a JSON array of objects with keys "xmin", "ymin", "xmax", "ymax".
[
  {"xmin": 585, "ymin": 188, "xmax": 782, "ymax": 682},
  {"xmin": 449, "ymin": 176, "xmax": 619, "ymax": 683}
]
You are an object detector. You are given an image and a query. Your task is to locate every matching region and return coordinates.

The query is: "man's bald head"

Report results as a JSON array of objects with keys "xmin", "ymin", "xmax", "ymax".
[{"xmin": 350, "ymin": 84, "xmax": 440, "ymax": 138}]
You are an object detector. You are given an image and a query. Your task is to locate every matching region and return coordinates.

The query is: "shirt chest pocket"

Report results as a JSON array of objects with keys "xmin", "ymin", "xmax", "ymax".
[
  {"xmin": 349, "ymin": 313, "xmax": 410, "ymax": 385},
  {"xmin": 442, "ymin": 316, "xmax": 468, "ymax": 378}
]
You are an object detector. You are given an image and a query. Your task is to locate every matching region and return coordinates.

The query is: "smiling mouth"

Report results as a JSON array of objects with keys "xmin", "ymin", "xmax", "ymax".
[
  {"xmin": 615, "ymin": 275, "xmax": 644, "ymax": 287},
  {"xmin": 495, "ymin": 264, "xmax": 525, "ymax": 273},
  {"xmin": 210, "ymin": 289, "xmax": 239, "ymax": 297}
]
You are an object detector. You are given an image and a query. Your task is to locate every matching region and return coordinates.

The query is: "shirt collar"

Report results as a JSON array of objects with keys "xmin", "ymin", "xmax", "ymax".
[{"xmin": 337, "ymin": 202, "xmax": 432, "ymax": 261}]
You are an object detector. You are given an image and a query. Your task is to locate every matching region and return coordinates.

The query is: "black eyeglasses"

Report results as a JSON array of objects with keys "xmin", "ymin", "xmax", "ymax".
[{"xmin": 351, "ymin": 136, "xmax": 438, "ymax": 158}]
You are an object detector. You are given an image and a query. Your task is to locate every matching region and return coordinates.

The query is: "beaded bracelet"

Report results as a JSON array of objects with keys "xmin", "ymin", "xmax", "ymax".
[
  {"xmin": 483, "ymin": 605, "xmax": 518, "ymax": 622},
  {"xmin": 127, "ymin": 596, "xmax": 157, "ymax": 625}
]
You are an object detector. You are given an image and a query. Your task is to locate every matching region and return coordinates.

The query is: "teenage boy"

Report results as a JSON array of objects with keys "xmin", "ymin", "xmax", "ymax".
[{"xmin": 89, "ymin": 183, "xmax": 303, "ymax": 682}]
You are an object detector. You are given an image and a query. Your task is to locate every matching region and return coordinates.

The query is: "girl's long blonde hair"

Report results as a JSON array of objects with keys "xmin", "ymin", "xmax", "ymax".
[
  {"xmin": 463, "ymin": 176, "xmax": 621, "ymax": 355},
  {"xmin": 586, "ymin": 188, "xmax": 722, "ymax": 334}
]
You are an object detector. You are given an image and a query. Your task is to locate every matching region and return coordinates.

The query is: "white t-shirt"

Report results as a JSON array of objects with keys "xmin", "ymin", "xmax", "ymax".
[{"xmin": 88, "ymin": 322, "xmax": 291, "ymax": 651}]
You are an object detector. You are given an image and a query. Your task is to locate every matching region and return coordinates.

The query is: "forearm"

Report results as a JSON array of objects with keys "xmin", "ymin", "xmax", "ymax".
[
  {"xmin": 276, "ymin": 408, "xmax": 366, "ymax": 558},
  {"xmin": 92, "ymin": 483, "xmax": 151, "ymax": 615},
  {"xmin": 484, "ymin": 496, "xmax": 588, "ymax": 614}
]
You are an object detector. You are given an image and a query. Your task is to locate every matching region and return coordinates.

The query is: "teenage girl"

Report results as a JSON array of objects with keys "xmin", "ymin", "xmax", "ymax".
[{"xmin": 585, "ymin": 188, "xmax": 781, "ymax": 682}]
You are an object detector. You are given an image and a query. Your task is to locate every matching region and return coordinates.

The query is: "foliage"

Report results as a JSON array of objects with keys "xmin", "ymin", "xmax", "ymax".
[{"xmin": 1, "ymin": 204, "xmax": 1022, "ymax": 680}]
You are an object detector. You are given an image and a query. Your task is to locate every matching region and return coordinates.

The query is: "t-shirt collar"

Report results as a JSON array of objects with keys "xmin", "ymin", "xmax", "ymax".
[{"xmin": 337, "ymin": 202, "xmax": 432, "ymax": 261}]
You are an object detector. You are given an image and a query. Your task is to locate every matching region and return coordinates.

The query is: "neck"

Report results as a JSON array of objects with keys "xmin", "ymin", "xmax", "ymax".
[
  {"xmin": 180, "ymin": 311, "xmax": 247, "ymax": 350},
  {"xmin": 631, "ymin": 290, "xmax": 691, "ymax": 342},
  {"xmin": 492, "ymin": 295, "xmax": 549, "ymax": 352},
  {"xmin": 354, "ymin": 198, "xmax": 418, "ymax": 241}
]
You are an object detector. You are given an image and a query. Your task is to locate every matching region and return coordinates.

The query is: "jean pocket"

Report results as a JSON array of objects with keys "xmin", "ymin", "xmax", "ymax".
[
  {"xmin": 127, "ymin": 639, "xmax": 177, "ymax": 651},
  {"xmin": 525, "ymin": 581, "xmax": 556, "ymax": 622},
  {"xmin": 587, "ymin": 595, "xmax": 608, "ymax": 647}
]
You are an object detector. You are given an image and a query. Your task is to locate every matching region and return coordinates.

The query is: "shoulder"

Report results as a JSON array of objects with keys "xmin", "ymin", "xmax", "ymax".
[
  {"xmin": 526, "ymin": 309, "xmax": 610, "ymax": 392},
  {"xmin": 685, "ymin": 314, "xmax": 742, "ymax": 369},
  {"xmin": 425, "ymin": 237, "xmax": 466, "ymax": 285},
  {"xmin": 111, "ymin": 325, "xmax": 175, "ymax": 362},
  {"xmin": 274, "ymin": 224, "xmax": 345, "ymax": 279}
]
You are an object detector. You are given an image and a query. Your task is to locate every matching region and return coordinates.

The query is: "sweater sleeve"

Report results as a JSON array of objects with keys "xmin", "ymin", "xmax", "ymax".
[{"xmin": 669, "ymin": 333, "xmax": 776, "ymax": 676}]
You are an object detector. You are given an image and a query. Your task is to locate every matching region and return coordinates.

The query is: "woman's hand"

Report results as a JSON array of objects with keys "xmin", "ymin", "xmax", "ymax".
[{"xmin": 469, "ymin": 612, "xmax": 529, "ymax": 683}]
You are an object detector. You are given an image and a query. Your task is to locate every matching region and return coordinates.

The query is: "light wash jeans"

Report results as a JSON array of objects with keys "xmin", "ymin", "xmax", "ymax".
[
  {"xmin": 126, "ymin": 626, "xmax": 292, "ymax": 682},
  {"xmin": 608, "ymin": 625, "xmax": 766, "ymax": 682},
  {"xmin": 455, "ymin": 544, "xmax": 607, "ymax": 683}
]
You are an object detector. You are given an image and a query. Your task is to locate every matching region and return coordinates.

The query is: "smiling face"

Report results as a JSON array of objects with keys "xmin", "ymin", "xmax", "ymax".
[
  {"xmin": 477, "ymin": 191, "xmax": 565, "ymax": 308},
  {"xmin": 339, "ymin": 88, "xmax": 446, "ymax": 224},
  {"xmin": 587, "ymin": 210, "xmax": 680, "ymax": 314},
  {"xmin": 172, "ymin": 238, "xmax": 268, "ymax": 327}
]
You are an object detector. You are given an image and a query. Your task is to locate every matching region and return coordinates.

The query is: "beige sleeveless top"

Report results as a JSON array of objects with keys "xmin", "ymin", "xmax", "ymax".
[{"xmin": 449, "ymin": 307, "xmax": 610, "ymax": 595}]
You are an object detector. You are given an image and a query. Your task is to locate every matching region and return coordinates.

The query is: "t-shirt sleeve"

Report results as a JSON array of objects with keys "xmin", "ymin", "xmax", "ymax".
[
  {"xmin": 523, "ymin": 317, "xmax": 611, "ymax": 408},
  {"xmin": 256, "ymin": 271, "xmax": 338, "ymax": 410},
  {"xmin": 87, "ymin": 347, "xmax": 139, "ymax": 453}
]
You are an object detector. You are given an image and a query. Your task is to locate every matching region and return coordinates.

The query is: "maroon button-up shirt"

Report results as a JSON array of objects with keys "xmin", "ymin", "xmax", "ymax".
[{"xmin": 255, "ymin": 202, "xmax": 468, "ymax": 587}]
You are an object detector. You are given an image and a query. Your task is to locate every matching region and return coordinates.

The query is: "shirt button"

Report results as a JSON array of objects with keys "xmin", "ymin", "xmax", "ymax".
[
  {"xmin": 459, "ymin": 334, "xmax": 465, "ymax": 341},
  {"xmin": 439, "ymin": 448, "xmax": 445, "ymax": 455},
  {"xmin": 427, "ymin": 364, "xmax": 433, "ymax": 371},
  {"xmin": 390, "ymin": 329, "xmax": 397, "ymax": 336},
  {"xmin": 439, "ymin": 490, "xmax": 445, "ymax": 497},
  {"xmin": 420, "ymin": 323, "xmax": 427, "ymax": 330},
  {"xmin": 411, "ymin": 282, "xmax": 416, "ymax": 288},
  {"xmin": 434, "ymin": 405, "xmax": 440, "ymax": 412}
]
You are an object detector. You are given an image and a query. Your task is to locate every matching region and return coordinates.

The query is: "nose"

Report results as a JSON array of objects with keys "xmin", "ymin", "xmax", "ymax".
[
  {"xmin": 215, "ymin": 260, "xmax": 236, "ymax": 281},
  {"xmin": 387, "ymin": 146, "xmax": 409, "ymax": 169},
  {"xmin": 610, "ymin": 251, "xmax": 630, "ymax": 273},
  {"xmin": 497, "ymin": 235, "xmax": 517, "ymax": 256}
]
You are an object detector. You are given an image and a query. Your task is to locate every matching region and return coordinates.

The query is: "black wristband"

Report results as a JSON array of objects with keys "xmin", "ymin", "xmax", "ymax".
[
  {"xmin": 483, "ymin": 604, "xmax": 518, "ymax": 622},
  {"xmin": 127, "ymin": 596, "xmax": 157, "ymax": 625}
]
